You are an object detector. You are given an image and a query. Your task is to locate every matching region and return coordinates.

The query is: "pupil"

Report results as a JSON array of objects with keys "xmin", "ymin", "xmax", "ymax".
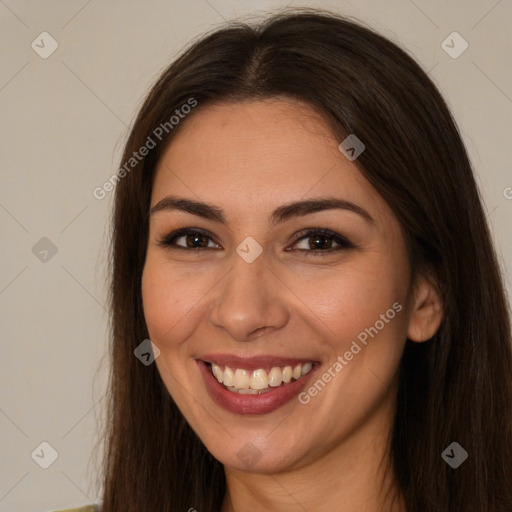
[
  {"xmin": 187, "ymin": 233, "xmax": 208, "ymax": 248},
  {"xmin": 310, "ymin": 235, "xmax": 331, "ymax": 250}
]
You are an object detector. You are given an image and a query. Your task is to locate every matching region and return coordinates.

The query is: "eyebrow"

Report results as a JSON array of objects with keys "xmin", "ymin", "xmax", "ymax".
[{"xmin": 150, "ymin": 195, "xmax": 375, "ymax": 226}]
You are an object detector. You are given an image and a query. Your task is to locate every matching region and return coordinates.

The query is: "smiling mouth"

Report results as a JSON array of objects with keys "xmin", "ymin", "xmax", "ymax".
[{"xmin": 204, "ymin": 361, "xmax": 315, "ymax": 394}]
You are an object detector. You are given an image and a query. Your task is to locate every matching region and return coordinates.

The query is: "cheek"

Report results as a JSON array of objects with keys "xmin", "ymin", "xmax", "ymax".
[
  {"xmin": 141, "ymin": 257, "xmax": 207, "ymax": 348},
  {"xmin": 299, "ymin": 270, "xmax": 407, "ymax": 419},
  {"xmin": 298, "ymin": 262, "xmax": 405, "ymax": 344},
  {"xmin": 290, "ymin": 255, "xmax": 409, "ymax": 396}
]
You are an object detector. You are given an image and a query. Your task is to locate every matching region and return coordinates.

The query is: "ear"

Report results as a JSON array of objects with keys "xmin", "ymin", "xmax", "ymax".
[{"xmin": 407, "ymin": 273, "xmax": 443, "ymax": 343}]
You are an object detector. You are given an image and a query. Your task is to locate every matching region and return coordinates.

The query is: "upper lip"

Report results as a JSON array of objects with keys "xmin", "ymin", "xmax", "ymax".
[{"xmin": 199, "ymin": 354, "xmax": 317, "ymax": 371}]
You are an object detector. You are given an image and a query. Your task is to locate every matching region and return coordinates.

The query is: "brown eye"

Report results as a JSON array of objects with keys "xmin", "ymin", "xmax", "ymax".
[
  {"xmin": 158, "ymin": 228, "xmax": 221, "ymax": 250},
  {"xmin": 303, "ymin": 233, "xmax": 334, "ymax": 250},
  {"xmin": 182, "ymin": 232, "xmax": 209, "ymax": 248},
  {"xmin": 290, "ymin": 228, "xmax": 354, "ymax": 255}
]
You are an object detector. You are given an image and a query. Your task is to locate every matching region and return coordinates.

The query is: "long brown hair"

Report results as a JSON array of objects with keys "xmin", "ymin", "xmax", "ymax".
[{"xmin": 97, "ymin": 8, "xmax": 512, "ymax": 511}]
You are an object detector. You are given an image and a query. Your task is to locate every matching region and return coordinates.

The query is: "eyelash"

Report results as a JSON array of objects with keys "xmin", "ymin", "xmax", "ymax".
[{"xmin": 157, "ymin": 228, "xmax": 354, "ymax": 256}]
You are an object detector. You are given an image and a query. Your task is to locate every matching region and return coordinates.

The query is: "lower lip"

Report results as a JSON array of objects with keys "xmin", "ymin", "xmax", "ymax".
[{"xmin": 197, "ymin": 360, "xmax": 318, "ymax": 415}]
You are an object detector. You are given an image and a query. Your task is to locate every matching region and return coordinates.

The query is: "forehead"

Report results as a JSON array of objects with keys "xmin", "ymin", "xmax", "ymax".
[{"xmin": 151, "ymin": 99, "xmax": 388, "ymax": 222}]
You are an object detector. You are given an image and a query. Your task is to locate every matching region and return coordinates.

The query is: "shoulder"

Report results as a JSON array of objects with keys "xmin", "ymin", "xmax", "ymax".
[{"xmin": 53, "ymin": 506, "xmax": 97, "ymax": 512}]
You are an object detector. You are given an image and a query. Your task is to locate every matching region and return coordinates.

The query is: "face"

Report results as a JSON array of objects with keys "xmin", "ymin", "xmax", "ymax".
[{"xmin": 142, "ymin": 98, "xmax": 416, "ymax": 473}]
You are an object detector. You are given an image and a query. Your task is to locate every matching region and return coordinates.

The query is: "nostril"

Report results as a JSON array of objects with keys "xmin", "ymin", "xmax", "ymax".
[{"xmin": 250, "ymin": 326, "xmax": 269, "ymax": 338}]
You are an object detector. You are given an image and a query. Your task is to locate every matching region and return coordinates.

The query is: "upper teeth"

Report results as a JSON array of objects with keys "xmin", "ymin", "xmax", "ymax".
[{"xmin": 211, "ymin": 362, "xmax": 313, "ymax": 390}]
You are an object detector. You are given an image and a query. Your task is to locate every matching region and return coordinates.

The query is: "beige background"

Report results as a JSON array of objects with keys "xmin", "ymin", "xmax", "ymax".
[{"xmin": 0, "ymin": 0, "xmax": 510, "ymax": 510}]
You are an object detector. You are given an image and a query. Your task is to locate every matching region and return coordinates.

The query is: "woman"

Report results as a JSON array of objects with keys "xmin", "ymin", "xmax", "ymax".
[{"xmin": 73, "ymin": 8, "xmax": 512, "ymax": 512}]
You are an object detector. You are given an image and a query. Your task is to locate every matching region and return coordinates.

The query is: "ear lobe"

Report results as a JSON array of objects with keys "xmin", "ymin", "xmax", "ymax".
[{"xmin": 407, "ymin": 274, "xmax": 444, "ymax": 343}]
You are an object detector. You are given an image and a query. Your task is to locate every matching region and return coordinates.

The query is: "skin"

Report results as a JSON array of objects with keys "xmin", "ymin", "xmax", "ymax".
[{"xmin": 142, "ymin": 98, "xmax": 443, "ymax": 512}]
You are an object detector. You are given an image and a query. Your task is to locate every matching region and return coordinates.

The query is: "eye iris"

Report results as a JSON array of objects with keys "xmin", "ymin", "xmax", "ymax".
[
  {"xmin": 186, "ymin": 233, "xmax": 208, "ymax": 248},
  {"xmin": 310, "ymin": 235, "xmax": 332, "ymax": 250}
]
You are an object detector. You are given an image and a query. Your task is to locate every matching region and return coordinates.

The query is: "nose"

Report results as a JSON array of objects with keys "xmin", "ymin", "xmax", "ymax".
[{"xmin": 208, "ymin": 250, "xmax": 289, "ymax": 342}]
